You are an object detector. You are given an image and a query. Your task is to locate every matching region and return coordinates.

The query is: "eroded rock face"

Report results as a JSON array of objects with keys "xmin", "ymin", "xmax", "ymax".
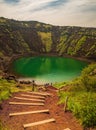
[{"xmin": 0, "ymin": 17, "xmax": 96, "ymax": 62}]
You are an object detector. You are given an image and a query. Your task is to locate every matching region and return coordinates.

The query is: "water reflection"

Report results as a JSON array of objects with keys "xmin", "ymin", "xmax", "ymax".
[{"xmin": 12, "ymin": 56, "xmax": 88, "ymax": 83}]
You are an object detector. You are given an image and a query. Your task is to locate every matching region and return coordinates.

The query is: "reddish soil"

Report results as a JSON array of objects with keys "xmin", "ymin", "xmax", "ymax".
[{"xmin": 0, "ymin": 86, "xmax": 83, "ymax": 130}]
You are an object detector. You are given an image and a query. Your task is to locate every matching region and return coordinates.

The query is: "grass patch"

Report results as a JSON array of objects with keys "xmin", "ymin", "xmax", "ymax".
[
  {"xmin": 0, "ymin": 79, "xmax": 18, "ymax": 102},
  {"xmin": 58, "ymin": 63, "xmax": 96, "ymax": 129},
  {"xmin": 0, "ymin": 78, "xmax": 33, "ymax": 102},
  {"xmin": 53, "ymin": 81, "xmax": 67, "ymax": 89},
  {"xmin": 0, "ymin": 120, "xmax": 9, "ymax": 130}
]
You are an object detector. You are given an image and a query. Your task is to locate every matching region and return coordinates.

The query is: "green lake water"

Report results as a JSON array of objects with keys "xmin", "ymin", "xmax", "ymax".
[{"xmin": 12, "ymin": 56, "xmax": 88, "ymax": 83}]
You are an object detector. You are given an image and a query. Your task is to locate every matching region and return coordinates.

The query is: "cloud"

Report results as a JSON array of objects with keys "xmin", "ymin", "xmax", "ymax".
[
  {"xmin": 0, "ymin": 0, "xmax": 96, "ymax": 27},
  {"xmin": 4, "ymin": 0, "xmax": 20, "ymax": 4},
  {"xmin": 45, "ymin": 0, "xmax": 68, "ymax": 8},
  {"xmin": 25, "ymin": 0, "xmax": 69, "ymax": 12},
  {"xmin": 80, "ymin": 1, "xmax": 96, "ymax": 13}
]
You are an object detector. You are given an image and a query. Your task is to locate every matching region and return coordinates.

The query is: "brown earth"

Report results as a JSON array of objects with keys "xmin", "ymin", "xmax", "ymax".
[{"xmin": 0, "ymin": 86, "xmax": 83, "ymax": 130}]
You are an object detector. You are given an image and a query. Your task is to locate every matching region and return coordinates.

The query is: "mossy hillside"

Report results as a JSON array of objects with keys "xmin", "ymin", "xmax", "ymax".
[
  {"xmin": 0, "ymin": 19, "xmax": 6, "ymax": 23},
  {"xmin": 74, "ymin": 36, "xmax": 86, "ymax": 53},
  {"xmin": 67, "ymin": 35, "xmax": 87, "ymax": 56},
  {"xmin": 58, "ymin": 63, "xmax": 96, "ymax": 129},
  {"xmin": 0, "ymin": 17, "xmax": 96, "ymax": 60},
  {"xmin": 57, "ymin": 34, "xmax": 68, "ymax": 55},
  {"xmin": 38, "ymin": 31, "xmax": 52, "ymax": 52},
  {"xmin": 56, "ymin": 28, "xmax": 96, "ymax": 57},
  {"xmin": 0, "ymin": 27, "xmax": 30, "ymax": 56}
]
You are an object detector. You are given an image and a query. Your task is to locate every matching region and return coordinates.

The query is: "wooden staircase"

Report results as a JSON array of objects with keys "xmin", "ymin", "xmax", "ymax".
[{"xmin": 9, "ymin": 91, "xmax": 56, "ymax": 129}]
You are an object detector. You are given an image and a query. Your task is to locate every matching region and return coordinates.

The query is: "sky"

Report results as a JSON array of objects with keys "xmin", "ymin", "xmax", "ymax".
[{"xmin": 0, "ymin": 0, "xmax": 96, "ymax": 27}]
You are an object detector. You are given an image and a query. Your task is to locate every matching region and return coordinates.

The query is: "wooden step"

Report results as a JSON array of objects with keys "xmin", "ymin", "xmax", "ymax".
[
  {"xmin": 23, "ymin": 118, "xmax": 55, "ymax": 128},
  {"xmin": 9, "ymin": 109, "xmax": 49, "ymax": 116},
  {"xmin": 14, "ymin": 97, "xmax": 45, "ymax": 102},
  {"xmin": 21, "ymin": 94, "xmax": 45, "ymax": 99},
  {"xmin": 9, "ymin": 102, "xmax": 44, "ymax": 106},
  {"xmin": 64, "ymin": 128, "xmax": 71, "ymax": 130},
  {"xmin": 27, "ymin": 91, "xmax": 52, "ymax": 96}
]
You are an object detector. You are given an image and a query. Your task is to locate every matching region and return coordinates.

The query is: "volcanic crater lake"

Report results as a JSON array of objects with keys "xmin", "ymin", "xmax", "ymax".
[{"xmin": 12, "ymin": 56, "xmax": 88, "ymax": 83}]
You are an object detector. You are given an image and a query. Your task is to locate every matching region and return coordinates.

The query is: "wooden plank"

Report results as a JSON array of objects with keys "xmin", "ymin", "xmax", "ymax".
[
  {"xmin": 27, "ymin": 91, "xmax": 52, "ymax": 96},
  {"xmin": 64, "ymin": 96, "xmax": 69, "ymax": 112},
  {"xmin": 64, "ymin": 128, "xmax": 71, "ymax": 130},
  {"xmin": 9, "ymin": 102, "xmax": 44, "ymax": 106},
  {"xmin": 9, "ymin": 109, "xmax": 49, "ymax": 116},
  {"xmin": 14, "ymin": 97, "xmax": 45, "ymax": 102},
  {"xmin": 27, "ymin": 92, "xmax": 47, "ymax": 96},
  {"xmin": 21, "ymin": 94, "xmax": 45, "ymax": 99},
  {"xmin": 23, "ymin": 118, "xmax": 55, "ymax": 128}
]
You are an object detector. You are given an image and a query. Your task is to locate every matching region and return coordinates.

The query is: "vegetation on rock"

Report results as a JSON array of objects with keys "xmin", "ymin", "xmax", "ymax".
[{"xmin": 0, "ymin": 17, "xmax": 96, "ymax": 62}]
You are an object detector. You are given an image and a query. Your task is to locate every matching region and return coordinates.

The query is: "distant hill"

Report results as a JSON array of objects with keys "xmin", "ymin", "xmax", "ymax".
[{"xmin": 0, "ymin": 17, "xmax": 96, "ymax": 70}]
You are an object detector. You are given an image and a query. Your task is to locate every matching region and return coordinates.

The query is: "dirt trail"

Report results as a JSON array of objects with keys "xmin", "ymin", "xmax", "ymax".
[{"xmin": 0, "ymin": 86, "xmax": 83, "ymax": 130}]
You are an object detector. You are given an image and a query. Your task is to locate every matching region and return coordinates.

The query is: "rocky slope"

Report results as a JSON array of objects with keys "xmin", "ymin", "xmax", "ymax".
[{"xmin": 0, "ymin": 17, "xmax": 96, "ymax": 71}]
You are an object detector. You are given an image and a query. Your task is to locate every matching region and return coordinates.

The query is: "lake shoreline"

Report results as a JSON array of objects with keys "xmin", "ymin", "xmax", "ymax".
[
  {"xmin": 8, "ymin": 54, "xmax": 89, "ymax": 84},
  {"xmin": 1, "ymin": 52, "xmax": 95, "ymax": 80}
]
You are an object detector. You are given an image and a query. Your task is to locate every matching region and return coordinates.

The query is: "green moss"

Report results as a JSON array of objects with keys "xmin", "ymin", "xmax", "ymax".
[
  {"xmin": 43, "ymin": 24, "xmax": 51, "ymax": 29},
  {"xmin": 36, "ymin": 23, "xmax": 41, "ymax": 27},
  {"xmin": 0, "ymin": 79, "xmax": 18, "ymax": 102},
  {"xmin": 57, "ymin": 34, "xmax": 68, "ymax": 55},
  {"xmin": 0, "ymin": 18, "xmax": 6, "ymax": 23},
  {"xmin": 38, "ymin": 31, "xmax": 52, "ymax": 52},
  {"xmin": 0, "ymin": 52, "xmax": 4, "ymax": 57},
  {"xmin": 14, "ymin": 32, "xmax": 30, "ymax": 52},
  {"xmin": 75, "ymin": 36, "xmax": 86, "ymax": 52},
  {"xmin": 90, "ymin": 44, "xmax": 95, "ymax": 50},
  {"xmin": 21, "ymin": 42, "xmax": 30, "ymax": 52},
  {"xmin": 0, "ymin": 91, "xmax": 11, "ymax": 101},
  {"xmin": 66, "ymin": 36, "xmax": 87, "ymax": 55},
  {"xmin": 67, "ymin": 46, "xmax": 75, "ymax": 55},
  {"xmin": 54, "ymin": 81, "xmax": 67, "ymax": 88},
  {"xmin": 0, "ymin": 78, "xmax": 34, "ymax": 103},
  {"xmin": 23, "ymin": 23, "xmax": 29, "ymax": 27}
]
